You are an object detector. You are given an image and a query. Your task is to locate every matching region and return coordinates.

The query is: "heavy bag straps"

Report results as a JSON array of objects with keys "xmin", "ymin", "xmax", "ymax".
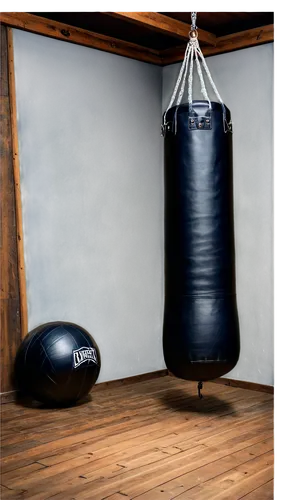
[{"xmin": 162, "ymin": 12, "xmax": 232, "ymax": 136}]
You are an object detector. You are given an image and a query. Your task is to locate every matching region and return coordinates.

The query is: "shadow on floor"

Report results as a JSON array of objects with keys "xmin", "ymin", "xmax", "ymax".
[
  {"xmin": 157, "ymin": 387, "xmax": 234, "ymax": 415},
  {"xmin": 14, "ymin": 392, "xmax": 92, "ymax": 410}
]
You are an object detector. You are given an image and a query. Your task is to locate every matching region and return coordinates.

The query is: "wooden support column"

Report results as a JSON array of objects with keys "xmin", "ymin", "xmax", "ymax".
[{"xmin": 0, "ymin": 25, "xmax": 27, "ymax": 396}]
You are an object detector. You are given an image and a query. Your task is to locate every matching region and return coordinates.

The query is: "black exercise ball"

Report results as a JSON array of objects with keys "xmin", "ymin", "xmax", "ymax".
[{"xmin": 15, "ymin": 321, "xmax": 101, "ymax": 405}]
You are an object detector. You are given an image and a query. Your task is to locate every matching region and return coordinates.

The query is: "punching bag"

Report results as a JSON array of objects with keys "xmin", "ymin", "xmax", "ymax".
[
  {"xmin": 163, "ymin": 101, "xmax": 240, "ymax": 382},
  {"xmin": 162, "ymin": 22, "xmax": 240, "ymax": 383}
]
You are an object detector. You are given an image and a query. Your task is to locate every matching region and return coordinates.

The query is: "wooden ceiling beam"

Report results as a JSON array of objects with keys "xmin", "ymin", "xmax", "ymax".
[
  {"xmin": 0, "ymin": 12, "xmax": 162, "ymax": 65},
  {"xmin": 161, "ymin": 24, "xmax": 274, "ymax": 65},
  {"xmin": 205, "ymin": 23, "xmax": 274, "ymax": 56},
  {"xmin": 0, "ymin": 13, "xmax": 274, "ymax": 67},
  {"xmin": 107, "ymin": 12, "xmax": 217, "ymax": 46}
]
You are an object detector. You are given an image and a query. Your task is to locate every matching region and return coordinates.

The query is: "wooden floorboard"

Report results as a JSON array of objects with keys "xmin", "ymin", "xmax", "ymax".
[{"xmin": 0, "ymin": 375, "xmax": 274, "ymax": 499}]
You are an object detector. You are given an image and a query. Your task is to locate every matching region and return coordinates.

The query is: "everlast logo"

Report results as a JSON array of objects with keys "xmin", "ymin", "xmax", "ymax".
[{"xmin": 73, "ymin": 347, "xmax": 98, "ymax": 369}]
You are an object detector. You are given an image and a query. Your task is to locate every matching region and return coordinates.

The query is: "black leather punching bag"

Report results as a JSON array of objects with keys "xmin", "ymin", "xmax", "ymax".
[{"xmin": 163, "ymin": 101, "xmax": 240, "ymax": 381}]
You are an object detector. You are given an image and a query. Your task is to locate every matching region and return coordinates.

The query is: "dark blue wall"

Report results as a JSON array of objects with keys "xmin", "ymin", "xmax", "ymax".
[
  {"xmin": 14, "ymin": 30, "xmax": 164, "ymax": 379},
  {"xmin": 163, "ymin": 43, "xmax": 275, "ymax": 384}
]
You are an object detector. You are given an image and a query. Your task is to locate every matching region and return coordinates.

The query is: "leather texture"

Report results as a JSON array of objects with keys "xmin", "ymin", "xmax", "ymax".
[{"xmin": 163, "ymin": 101, "xmax": 240, "ymax": 381}]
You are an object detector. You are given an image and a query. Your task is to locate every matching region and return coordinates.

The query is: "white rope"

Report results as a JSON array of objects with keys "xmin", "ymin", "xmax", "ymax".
[
  {"xmin": 163, "ymin": 43, "xmax": 191, "ymax": 125},
  {"xmin": 188, "ymin": 44, "xmax": 194, "ymax": 114},
  {"xmin": 162, "ymin": 27, "xmax": 232, "ymax": 133},
  {"xmin": 197, "ymin": 46, "xmax": 224, "ymax": 107},
  {"xmin": 176, "ymin": 42, "xmax": 192, "ymax": 106},
  {"xmin": 194, "ymin": 43, "xmax": 211, "ymax": 108}
]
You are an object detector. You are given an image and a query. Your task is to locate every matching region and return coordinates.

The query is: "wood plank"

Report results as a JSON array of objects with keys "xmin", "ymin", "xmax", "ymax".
[
  {"xmin": 0, "ymin": 32, "xmax": 13, "ymax": 297},
  {"xmin": 0, "ymin": 377, "xmax": 273, "ymax": 500},
  {"xmin": 0, "ymin": 485, "xmax": 26, "ymax": 499},
  {"xmin": 44, "ymin": 429, "xmax": 273, "ymax": 500},
  {"xmin": 118, "ymin": 431, "xmax": 273, "ymax": 500},
  {"xmin": 0, "ymin": 13, "xmax": 274, "ymax": 69},
  {"xmin": 206, "ymin": 24, "xmax": 274, "ymax": 56},
  {"xmin": 6, "ymin": 28, "xmax": 28, "ymax": 340},
  {"xmin": 1, "ymin": 377, "xmax": 248, "ymax": 422},
  {"xmin": 135, "ymin": 439, "xmax": 273, "ymax": 499},
  {"xmin": 30, "ymin": 398, "xmax": 273, "ymax": 466},
  {"xmin": 0, "ymin": 380, "xmax": 272, "ymax": 444},
  {"xmin": 105, "ymin": 495, "xmax": 130, "ymax": 500},
  {"xmin": 239, "ymin": 479, "xmax": 273, "ymax": 499},
  {"xmin": 0, "ymin": 24, "xmax": 22, "ymax": 394},
  {"xmin": 0, "ymin": 376, "xmax": 192, "ymax": 427},
  {"xmin": 175, "ymin": 451, "xmax": 273, "ymax": 499},
  {"xmin": 161, "ymin": 24, "xmax": 274, "ymax": 64},
  {"xmin": 0, "ymin": 462, "xmax": 47, "ymax": 483},
  {"xmin": 1, "ymin": 386, "xmax": 257, "ymax": 473},
  {"xmin": 10, "ymin": 404, "xmax": 273, "ymax": 494},
  {"xmin": 0, "ymin": 381, "xmax": 271, "ymax": 440},
  {"xmin": 107, "ymin": 12, "xmax": 217, "ymax": 46},
  {"xmin": 0, "ymin": 377, "xmax": 252, "ymax": 421},
  {"xmin": 2, "ymin": 399, "xmax": 272, "ymax": 489},
  {"xmin": 0, "ymin": 12, "xmax": 162, "ymax": 65},
  {"xmin": 0, "ymin": 399, "xmax": 271, "ymax": 483}
]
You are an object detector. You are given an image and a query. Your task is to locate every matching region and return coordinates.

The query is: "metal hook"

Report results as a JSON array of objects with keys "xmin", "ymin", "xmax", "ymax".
[{"xmin": 198, "ymin": 381, "xmax": 203, "ymax": 399}]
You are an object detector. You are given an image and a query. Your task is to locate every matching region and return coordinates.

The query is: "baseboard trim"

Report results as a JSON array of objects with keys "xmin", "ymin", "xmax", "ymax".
[
  {"xmin": 92, "ymin": 369, "xmax": 169, "ymax": 392},
  {"xmin": 0, "ymin": 369, "xmax": 169, "ymax": 404},
  {"xmin": 211, "ymin": 377, "xmax": 274, "ymax": 394},
  {"xmin": 1, "ymin": 371, "xmax": 272, "ymax": 404},
  {"xmin": 0, "ymin": 390, "xmax": 18, "ymax": 404},
  {"xmin": 168, "ymin": 371, "xmax": 275, "ymax": 394}
]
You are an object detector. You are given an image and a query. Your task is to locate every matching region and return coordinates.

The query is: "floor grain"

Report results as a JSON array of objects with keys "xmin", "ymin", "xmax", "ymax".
[{"xmin": 0, "ymin": 375, "xmax": 273, "ymax": 499}]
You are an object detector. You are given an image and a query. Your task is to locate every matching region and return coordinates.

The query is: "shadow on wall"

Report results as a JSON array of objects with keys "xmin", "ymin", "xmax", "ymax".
[{"xmin": 162, "ymin": 44, "xmax": 274, "ymax": 387}]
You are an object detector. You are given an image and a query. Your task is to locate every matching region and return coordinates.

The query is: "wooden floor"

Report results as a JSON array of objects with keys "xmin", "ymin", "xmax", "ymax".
[{"xmin": 0, "ymin": 375, "xmax": 273, "ymax": 499}]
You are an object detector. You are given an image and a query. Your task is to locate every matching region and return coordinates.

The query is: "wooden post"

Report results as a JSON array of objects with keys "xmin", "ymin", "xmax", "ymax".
[
  {"xmin": 0, "ymin": 25, "xmax": 22, "ymax": 394},
  {"xmin": 7, "ymin": 28, "xmax": 28, "ymax": 340}
]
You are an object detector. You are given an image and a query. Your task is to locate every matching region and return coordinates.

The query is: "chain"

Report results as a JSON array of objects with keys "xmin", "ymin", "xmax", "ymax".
[{"xmin": 191, "ymin": 12, "xmax": 197, "ymax": 30}]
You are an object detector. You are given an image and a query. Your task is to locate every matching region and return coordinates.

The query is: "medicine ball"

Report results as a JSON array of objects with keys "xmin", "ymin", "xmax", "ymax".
[{"xmin": 15, "ymin": 321, "xmax": 101, "ymax": 405}]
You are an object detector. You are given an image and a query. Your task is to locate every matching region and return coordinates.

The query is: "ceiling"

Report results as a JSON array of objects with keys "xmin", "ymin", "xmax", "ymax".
[
  {"xmin": 31, "ymin": 12, "xmax": 274, "ymax": 52},
  {"xmin": 161, "ymin": 12, "xmax": 273, "ymax": 38}
]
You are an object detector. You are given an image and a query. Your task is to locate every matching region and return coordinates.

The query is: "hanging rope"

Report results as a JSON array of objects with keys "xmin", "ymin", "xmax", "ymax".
[{"xmin": 162, "ymin": 12, "xmax": 232, "ymax": 135}]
